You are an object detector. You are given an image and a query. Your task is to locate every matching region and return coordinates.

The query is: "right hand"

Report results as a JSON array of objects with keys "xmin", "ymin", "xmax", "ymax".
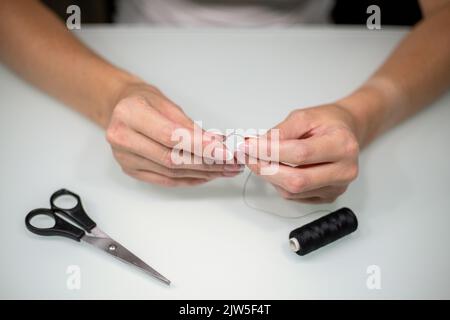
[{"xmin": 106, "ymin": 83, "xmax": 243, "ymax": 186}]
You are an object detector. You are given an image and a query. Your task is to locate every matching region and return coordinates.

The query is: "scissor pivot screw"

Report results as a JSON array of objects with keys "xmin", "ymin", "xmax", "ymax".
[{"xmin": 108, "ymin": 244, "xmax": 117, "ymax": 252}]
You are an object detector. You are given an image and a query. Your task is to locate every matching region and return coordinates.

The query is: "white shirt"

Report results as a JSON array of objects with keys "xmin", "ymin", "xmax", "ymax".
[{"xmin": 115, "ymin": 0, "xmax": 334, "ymax": 27}]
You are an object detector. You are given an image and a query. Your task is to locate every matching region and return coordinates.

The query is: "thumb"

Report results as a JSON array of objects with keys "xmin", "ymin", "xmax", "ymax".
[
  {"xmin": 270, "ymin": 110, "xmax": 312, "ymax": 140},
  {"xmin": 242, "ymin": 110, "xmax": 311, "ymax": 160}
]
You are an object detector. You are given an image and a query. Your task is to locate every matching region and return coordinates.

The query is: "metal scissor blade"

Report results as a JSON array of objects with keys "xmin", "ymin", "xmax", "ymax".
[{"xmin": 82, "ymin": 235, "xmax": 171, "ymax": 285}]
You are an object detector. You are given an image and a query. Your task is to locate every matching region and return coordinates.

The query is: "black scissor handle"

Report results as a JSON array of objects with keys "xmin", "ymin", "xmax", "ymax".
[
  {"xmin": 50, "ymin": 189, "xmax": 96, "ymax": 232},
  {"xmin": 25, "ymin": 208, "xmax": 85, "ymax": 241}
]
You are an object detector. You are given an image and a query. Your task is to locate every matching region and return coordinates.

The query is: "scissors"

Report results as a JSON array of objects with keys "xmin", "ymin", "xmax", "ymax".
[{"xmin": 25, "ymin": 188, "xmax": 171, "ymax": 285}]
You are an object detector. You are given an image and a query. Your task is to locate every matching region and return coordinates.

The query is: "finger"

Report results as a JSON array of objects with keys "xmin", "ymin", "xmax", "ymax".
[
  {"xmin": 247, "ymin": 159, "xmax": 354, "ymax": 194},
  {"xmin": 147, "ymin": 92, "xmax": 228, "ymax": 147},
  {"xmin": 272, "ymin": 184, "xmax": 328, "ymax": 203},
  {"xmin": 244, "ymin": 135, "xmax": 347, "ymax": 166},
  {"xmin": 294, "ymin": 185, "xmax": 347, "ymax": 200},
  {"xmin": 273, "ymin": 184, "xmax": 347, "ymax": 201},
  {"xmin": 294, "ymin": 197, "xmax": 328, "ymax": 204},
  {"xmin": 122, "ymin": 100, "xmax": 225, "ymax": 159},
  {"xmin": 148, "ymin": 90, "xmax": 200, "ymax": 133},
  {"xmin": 169, "ymin": 148, "xmax": 242, "ymax": 171},
  {"xmin": 159, "ymin": 99, "xmax": 196, "ymax": 130},
  {"xmin": 114, "ymin": 150, "xmax": 235, "ymax": 179},
  {"xmin": 110, "ymin": 127, "xmax": 236, "ymax": 171},
  {"xmin": 271, "ymin": 111, "xmax": 312, "ymax": 140},
  {"xmin": 126, "ymin": 169, "xmax": 211, "ymax": 187},
  {"xmin": 272, "ymin": 187, "xmax": 331, "ymax": 204},
  {"xmin": 243, "ymin": 110, "xmax": 315, "ymax": 163},
  {"xmin": 277, "ymin": 136, "xmax": 345, "ymax": 165},
  {"xmin": 161, "ymin": 104, "xmax": 232, "ymax": 163}
]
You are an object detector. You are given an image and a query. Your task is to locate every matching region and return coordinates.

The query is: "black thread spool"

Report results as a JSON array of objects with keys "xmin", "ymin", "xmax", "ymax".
[{"xmin": 289, "ymin": 207, "xmax": 358, "ymax": 256}]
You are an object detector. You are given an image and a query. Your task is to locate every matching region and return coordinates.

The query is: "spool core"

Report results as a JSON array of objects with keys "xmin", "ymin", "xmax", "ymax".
[{"xmin": 289, "ymin": 237, "xmax": 300, "ymax": 252}]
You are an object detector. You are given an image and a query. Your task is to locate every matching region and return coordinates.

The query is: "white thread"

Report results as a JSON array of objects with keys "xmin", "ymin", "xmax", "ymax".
[
  {"xmin": 221, "ymin": 132, "xmax": 330, "ymax": 221},
  {"xmin": 242, "ymin": 171, "xmax": 329, "ymax": 220}
]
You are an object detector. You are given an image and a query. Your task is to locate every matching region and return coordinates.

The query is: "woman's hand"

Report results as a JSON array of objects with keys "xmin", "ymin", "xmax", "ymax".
[
  {"xmin": 242, "ymin": 104, "xmax": 360, "ymax": 203},
  {"xmin": 106, "ymin": 82, "xmax": 243, "ymax": 187}
]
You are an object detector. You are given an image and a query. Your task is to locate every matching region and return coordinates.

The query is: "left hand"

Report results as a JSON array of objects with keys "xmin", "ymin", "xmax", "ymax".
[{"xmin": 241, "ymin": 104, "xmax": 360, "ymax": 203}]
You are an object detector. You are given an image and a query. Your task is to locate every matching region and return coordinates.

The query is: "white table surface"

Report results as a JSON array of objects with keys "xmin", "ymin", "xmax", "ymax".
[{"xmin": 1, "ymin": 26, "xmax": 449, "ymax": 299}]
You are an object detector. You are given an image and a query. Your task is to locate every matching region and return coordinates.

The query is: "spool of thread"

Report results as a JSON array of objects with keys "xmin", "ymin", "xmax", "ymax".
[{"xmin": 289, "ymin": 207, "xmax": 358, "ymax": 256}]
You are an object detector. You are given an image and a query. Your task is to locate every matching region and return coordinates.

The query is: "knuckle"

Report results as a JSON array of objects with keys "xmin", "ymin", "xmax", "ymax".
[
  {"xmin": 106, "ymin": 121, "xmax": 128, "ymax": 147},
  {"xmin": 345, "ymin": 137, "xmax": 359, "ymax": 157},
  {"xmin": 343, "ymin": 164, "xmax": 359, "ymax": 182},
  {"xmin": 285, "ymin": 175, "xmax": 307, "ymax": 193},
  {"xmin": 335, "ymin": 127, "xmax": 359, "ymax": 157},
  {"xmin": 347, "ymin": 164, "xmax": 359, "ymax": 181},
  {"xmin": 105, "ymin": 125, "xmax": 116, "ymax": 145},
  {"xmin": 119, "ymin": 95, "xmax": 147, "ymax": 111},
  {"xmin": 288, "ymin": 109, "xmax": 304, "ymax": 120},
  {"xmin": 287, "ymin": 110, "xmax": 298, "ymax": 119},
  {"xmin": 162, "ymin": 149, "xmax": 176, "ymax": 169},
  {"xmin": 133, "ymin": 96, "xmax": 147, "ymax": 108},
  {"xmin": 333, "ymin": 126, "xmax": 349, "ymax": 138},
  {"xmin": 161, "ymin": 124, "xmax": 179, "ymax": 147},
  {"xmin": 112, "ymin": 101, "xmax": 131, "ymax": 120},
  {"xmin": 113, "ymin": 150, "xmax": 127, "ymax": 164}
]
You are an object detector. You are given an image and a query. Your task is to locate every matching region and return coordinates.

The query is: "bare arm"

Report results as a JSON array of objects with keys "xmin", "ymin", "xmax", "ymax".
[
  {"xmin": 0, "ymin": 0, "xmax": 140, "ymax": 128},
  {"xmin": 339, "ymin": 0, "xmax": 450, "ymax": 147},
  {"xmin": 0, "ymin": 0, "xmax": 144, "ymax": 128},
  {"xmin": 245, "ymin": 0, "xmax": 450, "ymax": 203},
  {"xmin": 0, "ymin": 0, "xmax": 237, "ymax": 186}
]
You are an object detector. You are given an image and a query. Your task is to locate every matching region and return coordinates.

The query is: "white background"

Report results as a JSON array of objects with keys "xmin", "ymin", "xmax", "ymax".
[{"xmin": 1, "ymin": 27, "xmax": 449, "ymax": 299}]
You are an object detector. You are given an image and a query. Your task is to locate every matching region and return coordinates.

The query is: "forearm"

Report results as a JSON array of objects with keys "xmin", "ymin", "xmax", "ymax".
[
  {"xmin": 338, "ymin": 3, "xmax": 450, "ymax": 147},
  {"xmin": 0, "ymin": 0, "xmax": 139, "ymax": 128}
]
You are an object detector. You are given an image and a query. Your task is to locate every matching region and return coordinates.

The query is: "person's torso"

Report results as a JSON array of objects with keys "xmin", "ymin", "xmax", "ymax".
[{"xmin": 115, "ymin": 0, "xmax": 334, "ymax": 26}]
